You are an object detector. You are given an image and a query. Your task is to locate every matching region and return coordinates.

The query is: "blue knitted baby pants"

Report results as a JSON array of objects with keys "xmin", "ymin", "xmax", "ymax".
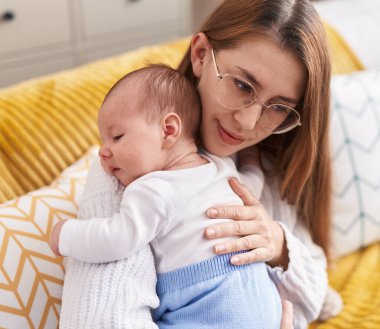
[{"xmin": 154, "ymin": 253, "xmax": 282, "ymax": 329}]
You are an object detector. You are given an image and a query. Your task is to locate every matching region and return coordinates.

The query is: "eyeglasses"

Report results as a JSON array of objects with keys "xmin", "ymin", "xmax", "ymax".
[{"xmin": 211, "ymin": 48, "xmax": 301, "ymax": 134}]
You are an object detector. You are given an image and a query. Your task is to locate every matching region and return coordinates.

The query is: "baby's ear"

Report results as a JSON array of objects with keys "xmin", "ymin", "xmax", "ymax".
[{"xmin": 161, "ymin": 112, "xmax": 182, "ymax": 149}]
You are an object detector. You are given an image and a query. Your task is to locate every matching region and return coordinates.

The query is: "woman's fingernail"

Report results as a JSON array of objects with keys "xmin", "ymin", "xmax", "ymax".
[
  {"xmin": 215, "ymin": 245, "xmax": 225, "ymax": 253},
  {"xmin": 231, "ymin": 256, "xmax": 240, "ymax": 265},
  {"xmin": 207, "ymin": 229, "xmax": 216, "ymax": 237},
  {"xmin": 207, "ymin": 208, "xmax": 218, "ymax": 217}
]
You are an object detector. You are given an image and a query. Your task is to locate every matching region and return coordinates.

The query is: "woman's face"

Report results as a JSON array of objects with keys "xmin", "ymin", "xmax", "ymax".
[{"xmin": 193, "ymin": 36, "xmax": 307, "ymax": 157}]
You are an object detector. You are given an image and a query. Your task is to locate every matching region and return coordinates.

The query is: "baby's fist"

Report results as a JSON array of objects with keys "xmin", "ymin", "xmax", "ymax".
[{"xmin": 49, "ymin": 220, "xmax": 68, "ymax": 256}]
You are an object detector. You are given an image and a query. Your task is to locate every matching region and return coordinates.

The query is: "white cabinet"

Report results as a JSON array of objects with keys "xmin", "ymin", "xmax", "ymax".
[
  {"xmin": 0, "ymin": 57, "xmax": 74, "ymax": 87},
  {"xmin": 0, "ymin": 0, "xmax": 71, "ymax": 55},
  {"xmin": 0, "ymin": 0, "xmax": 192, "ymax": 88},
  {"xmin": 79, "ymin": 0, "xmax": 188, "ymax": 63},
  {"xmin": 82, "ymin": 0, "xmax": 179, "ymax": 37}
]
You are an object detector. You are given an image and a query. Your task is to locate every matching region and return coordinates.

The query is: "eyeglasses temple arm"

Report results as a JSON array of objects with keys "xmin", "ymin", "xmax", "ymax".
[{"xmin": 211, "ymin": 48, "xmax": 222, "ymax": 79}]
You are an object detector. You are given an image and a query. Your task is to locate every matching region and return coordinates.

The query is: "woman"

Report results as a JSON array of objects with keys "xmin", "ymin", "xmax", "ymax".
[
  {"xmin": 178, "ymin": 0, "xmax": 341, "ymax": 327},
  {"xmin": 60, "ymin": 1, "xmax": 340, "ymax": 328}
]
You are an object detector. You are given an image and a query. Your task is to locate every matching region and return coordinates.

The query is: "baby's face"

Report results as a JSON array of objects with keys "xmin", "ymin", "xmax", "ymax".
[{"xmin": 97, "ymin": 86, "xmax": 165, "ymax": 186}]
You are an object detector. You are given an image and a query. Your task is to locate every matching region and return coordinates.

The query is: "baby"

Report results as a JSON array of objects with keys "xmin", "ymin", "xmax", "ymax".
[{"xmin": 50, "ymin": 65, "xmax": 282, "ymax": 328}]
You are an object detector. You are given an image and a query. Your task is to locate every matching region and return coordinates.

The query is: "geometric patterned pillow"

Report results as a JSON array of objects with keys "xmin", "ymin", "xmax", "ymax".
[
  {"xmin": 0, "ymin": 146, "xmax": 97, "ymax": 329},
  {"xmin": 331, "ymin": 70, "xmax": 380, "ymax": 257}
]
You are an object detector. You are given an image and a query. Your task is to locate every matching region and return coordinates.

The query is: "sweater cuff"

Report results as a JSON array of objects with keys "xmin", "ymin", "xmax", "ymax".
[
  {"xmin": 267, "ymin": 221, "xmax": 315, "ymax": 281},
  {"xmin": 59, "ymin": 219, "xmax": 77, "ymax": 257},
  {"xmin": 266, "ymin": 222, "xmax": 327, "ymax": 325},
  {"xmin": 266, "ymin": 222, "xmax": 290, "ymax": 278}
]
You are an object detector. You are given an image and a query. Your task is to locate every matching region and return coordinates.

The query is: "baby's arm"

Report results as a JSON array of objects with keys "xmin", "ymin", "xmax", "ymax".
[
  {"xmin": 51, "ymin": 182, "xmax": 169, "ymax": 263},
  {"xmin": 59, "ymin": 157, "xmax": 159, "ymax": 329}
]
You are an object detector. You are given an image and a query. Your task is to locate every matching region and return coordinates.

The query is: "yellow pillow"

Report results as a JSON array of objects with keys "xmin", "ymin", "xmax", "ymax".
[
  {"xmin": 0, "ymin": 147, "xmax": 97, "ymax": 329},
  {"xmin": 323, "ymin": 21, "xmax": 364, "ymax": 74}
]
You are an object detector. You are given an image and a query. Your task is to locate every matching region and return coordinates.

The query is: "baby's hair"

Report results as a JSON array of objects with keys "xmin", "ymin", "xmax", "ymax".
[{"xmin": 105, "ymin": 64, "xmax": 201, "ymax": 140}]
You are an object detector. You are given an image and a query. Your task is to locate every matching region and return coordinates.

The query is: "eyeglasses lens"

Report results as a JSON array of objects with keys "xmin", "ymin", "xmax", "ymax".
[
  {"xmin": 215, "ymin": 74, "xmax": 254, "ymax": 110},
  {"xmin": 215, "ymin": 75, "xmax": 299, "ymax": 134}
]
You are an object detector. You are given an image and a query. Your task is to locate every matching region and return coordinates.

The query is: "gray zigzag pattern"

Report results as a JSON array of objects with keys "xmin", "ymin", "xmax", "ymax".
[{"xmin": 332, "ymin": 71, "xmax": 380, "ymax": 246}]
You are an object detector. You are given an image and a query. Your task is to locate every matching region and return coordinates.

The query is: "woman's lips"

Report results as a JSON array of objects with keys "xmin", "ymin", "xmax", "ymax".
[{"xmin": 217, "ymin": 123, "xmax": 245, "ymax": 145}]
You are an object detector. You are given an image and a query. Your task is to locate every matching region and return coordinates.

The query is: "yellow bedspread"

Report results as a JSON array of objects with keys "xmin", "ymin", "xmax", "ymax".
[{"xmin": 0, "ymin": 23, "xmax": 378, "ymax": 328}]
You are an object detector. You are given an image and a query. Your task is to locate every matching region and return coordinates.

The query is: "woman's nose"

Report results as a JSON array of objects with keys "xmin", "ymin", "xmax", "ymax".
[
  {"xmin": 233, "ymin": 103, "xmax": 263, "ymax": 131},
  {"xmin": 98, "ymin": 145, "xmax": 112, "ymax": 159}
]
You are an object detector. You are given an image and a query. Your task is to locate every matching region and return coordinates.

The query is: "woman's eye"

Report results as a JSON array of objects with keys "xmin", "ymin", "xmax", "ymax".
[
  {"xmin": 113, "ymin": 134, "xmax": 123, "ymax": 141},
  {"xmin": 234, "ymin": 78, "xmax": 253, "ymax": 94},
  {"xmin": 270, "ymin": 104, "xmax": 290, "ymax": 113}
]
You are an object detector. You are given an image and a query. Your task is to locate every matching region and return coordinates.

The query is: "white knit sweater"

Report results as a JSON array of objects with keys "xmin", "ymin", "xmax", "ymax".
[{"xmin": 59, "ymin": 158, "xmax": 159, "ymax": 329}]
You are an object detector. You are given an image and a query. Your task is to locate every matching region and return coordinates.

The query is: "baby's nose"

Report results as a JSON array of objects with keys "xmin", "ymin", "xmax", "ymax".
[{"xmin": 98, "ymin": 146, "xmax": 112, "ymax": 159}]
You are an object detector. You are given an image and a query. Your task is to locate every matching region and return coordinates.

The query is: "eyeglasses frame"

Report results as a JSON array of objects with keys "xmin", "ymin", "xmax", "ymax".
[{"xmin": 210, "ymin": 48, "xmax": 302, "ymax": 134}]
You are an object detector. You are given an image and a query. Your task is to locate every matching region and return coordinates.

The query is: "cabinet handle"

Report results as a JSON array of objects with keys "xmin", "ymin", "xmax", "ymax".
[{"xmin": 1, "ymin": 11, "xmax": 15, "ymax": 22}]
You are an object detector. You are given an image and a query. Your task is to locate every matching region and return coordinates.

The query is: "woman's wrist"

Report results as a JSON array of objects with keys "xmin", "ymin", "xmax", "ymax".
[{"xmin": 267, "ymin": 222, "xmax": 289, "ymax": 269}]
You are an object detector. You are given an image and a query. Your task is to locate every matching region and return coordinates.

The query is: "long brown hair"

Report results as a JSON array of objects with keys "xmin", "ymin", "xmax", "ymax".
[{"xmin": 178, "ymin": 0, "xmax": 332, "ymax": 258}]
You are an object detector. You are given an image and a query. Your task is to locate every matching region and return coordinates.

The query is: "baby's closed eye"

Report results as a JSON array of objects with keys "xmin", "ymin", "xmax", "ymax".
[{"xmin": 113, "ymin": 134, "xmax": 124, "ymax": 141}]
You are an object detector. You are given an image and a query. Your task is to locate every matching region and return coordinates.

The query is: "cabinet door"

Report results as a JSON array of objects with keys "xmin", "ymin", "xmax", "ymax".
[
  {"xmin": 81, "ymin": 0, "xmax": 179, "ymax": 37},
  {"xmin": 0, "ymin": 0, "xmax": 71, "ymax": 55},
  {"xmin": 0, "ymin": 58, "xmax": 73, "ymax": 88}
]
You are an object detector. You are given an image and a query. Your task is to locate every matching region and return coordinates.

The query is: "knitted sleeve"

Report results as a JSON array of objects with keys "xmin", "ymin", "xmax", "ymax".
[
  {"xmin": 267, "ymin": 222, "xmax": 328, "ymax": 329},
  {"xmin": 261, "ymin": 180, "xmax": 328, "ymax": 329},
  {"xmin": 59, "ymin": 157, "xmax": 158, "ymax": 329}
]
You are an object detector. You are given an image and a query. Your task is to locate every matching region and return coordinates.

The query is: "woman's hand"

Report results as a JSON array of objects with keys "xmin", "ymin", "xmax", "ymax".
[{"xmin": 204, "ymin": 178, "xmax": 289, "ymax": 268}]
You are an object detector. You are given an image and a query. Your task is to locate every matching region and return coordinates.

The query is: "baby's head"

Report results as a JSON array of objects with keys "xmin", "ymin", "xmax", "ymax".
[{"xmin": 98, "ymin": 65, "xmax": 201, "ymax": 186}]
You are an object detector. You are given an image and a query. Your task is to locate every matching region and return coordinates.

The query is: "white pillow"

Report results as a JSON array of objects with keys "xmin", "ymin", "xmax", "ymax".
[
  {"xmin": 0, "ymin": 147, "xmax": 97, "ymax": 329},
  {"xmin": 331, "ymin": 70, "xmax": 380, "ymax": 257}
]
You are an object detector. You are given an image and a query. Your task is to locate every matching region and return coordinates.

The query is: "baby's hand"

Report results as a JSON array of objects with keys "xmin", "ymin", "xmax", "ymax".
[{"xmin": 49, "ymin": 219, "xmax": 68, "ymax": 256}]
